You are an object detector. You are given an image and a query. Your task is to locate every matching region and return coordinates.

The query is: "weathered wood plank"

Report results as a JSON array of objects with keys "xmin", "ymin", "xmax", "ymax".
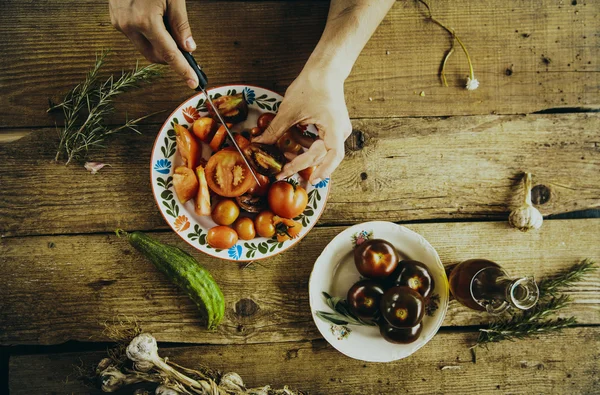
[
  {"xmin": 9, "ymin": 327, "xmax": 600, "ymax": 394},
  {"xmin": 1, "ymin": 114, "xmax": 599, "ymax": 236},
  {"xmin": 0, "ymin": 0, "xmax": 598, "ymax": 128},
  {"xmin": 1, "ymin": 219, "xmax": 598, "ymax": 346}
]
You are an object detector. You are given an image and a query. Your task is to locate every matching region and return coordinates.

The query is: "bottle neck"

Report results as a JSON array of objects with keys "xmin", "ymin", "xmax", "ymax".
[
  {"xmin": 503, "ymin": 277, "xmax": 539, "ymax": 310},
  {"xmin": 472, "ymin": 267, "xmax": 539, "ymax": 314}
]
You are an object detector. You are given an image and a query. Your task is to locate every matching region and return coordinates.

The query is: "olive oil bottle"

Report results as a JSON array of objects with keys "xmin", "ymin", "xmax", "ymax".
[{"xmin": 448, "ymin": 259, "xmax": 539, "ymax": 314}]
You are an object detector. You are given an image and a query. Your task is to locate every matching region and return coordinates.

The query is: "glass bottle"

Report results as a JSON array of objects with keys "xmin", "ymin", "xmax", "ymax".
[{"xmin": 448, "ymin": 259, "xmax": 539, "ymax": 314}]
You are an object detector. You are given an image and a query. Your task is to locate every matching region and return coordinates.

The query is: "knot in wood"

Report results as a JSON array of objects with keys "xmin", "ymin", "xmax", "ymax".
[
  {"xmin": 345, "ymin": 130, "xmax": 366, "ymax": 151},
  {"xmin": 531, "ymin": 184, "xmax": 551, "ymax": 205},
  {"xmin": 235, "ymin": 298, "xmax": 259, "ymax": 317}
]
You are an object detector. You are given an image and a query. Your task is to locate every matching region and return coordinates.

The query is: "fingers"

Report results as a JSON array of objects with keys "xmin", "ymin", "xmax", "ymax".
[
  {"xmin": 254, "ymin": 107, "xmax": 296, "ymax": 145},
  {"xmin": 128, "ymin": 32, "xmax": 164, "ymax": 64},
  {"xmin": 310, "ymin": 148, "xmax": 344, "ymax": 183},
  {"xmin": 142, "ymin": 16, "xmax": 198, "ymax": 89},
  {"xmin": 166, "ymin": 0, "xmax": 195, "ymax": 52},
  {"xmin": 276, "ymin": 140, "xmax": 328, "ymax": 180}
]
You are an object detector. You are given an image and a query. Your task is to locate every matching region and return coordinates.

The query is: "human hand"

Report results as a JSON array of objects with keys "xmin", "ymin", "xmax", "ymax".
[
  {"xmin": 109, "ymin": 0, "xmax": 199, "ymax": 89},
  {"xmin": 253, "ymin": 69, "xmax": 352, "ymax": 184}
]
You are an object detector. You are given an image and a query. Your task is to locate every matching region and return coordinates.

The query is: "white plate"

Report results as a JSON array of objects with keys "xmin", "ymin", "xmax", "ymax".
[
  {"xmin": 150, "ymin": 85, "xmax": 330, "ymax": 261},
  {"xmin": 309, "ymin": 221, "xmax": 449, "ymax": 362}
]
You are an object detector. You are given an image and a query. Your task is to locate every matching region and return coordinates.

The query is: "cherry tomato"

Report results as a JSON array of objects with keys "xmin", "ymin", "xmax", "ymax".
[
  {"xmin": 379, "ymin": 321, "xmax": 422, "ymax": 344},
  {"xmin": 276, "ymin": 130, "xmax": 303, "ymax": 154},
  {"xmin": 386, "ymin": 260, "xmax": 434, "ymax": 298},
  {"xmin": 209, "ymin": 124, "xmax": 231, "ymax": 152},
  {"xmin": 232, "ymin": 217, "xmax": 256, "ymax": 240},
  {"xmin": 207, "ymin": 226, "xmax": 238, "ymax": 249},
  {"xmin": 257, "ymin": 112, "xmax": 276, "ymax": 130},
  {"xmin": 254, "ymin": 210, "xmax": 276, "ymax": 238},
  {"xmin": 380, "ymin": 286, "xmax": 424, "ymax": 328},
  {"xmin": 273, "ymin": 216, "xmax": 303, "ymax": 242},
  {"xmin": 194, "ymin": 165, "xmax": 211, "ymax": 216},
  {"xmin": 172, "ymin": 166, "xmax": 198, "ymax": 204},
  {"xmin": 247, "ymin": 173, "xmax": 271, "ymax": 197},
  {"xmin": 298, "ymin": 166, "xmax": 315, "ymax": 182},
  {"xmin": 268, "ymin": 181, "xmax": 308, "ymax": 219},
  {"xmin": 211, "ymin": 199, "xmax": 240, "ymax": 226},
  {"xmin": 174, "ymin": 124, "xmax": 200, "ymax": 170},
  {"xmin": 250, "ymin": 127, "xmax": 263, "ymax": 138},
  {"xmin": 192, "ymin": 117, "xmax": 217, "ymax": 143},
  {"xmin": 290, "ymin": 127, "xmax": 317, "ymax": 148},
  {"xmin": 354, "ymin": 239, "xmax": 399, "ymax": 279},
  {"xmin": 347, "ymin": 280, "xmax": 385, "ymax": 320},
  {"xmin": 205, "ymin": 149, "xmax": 254, "ymax": 197}
]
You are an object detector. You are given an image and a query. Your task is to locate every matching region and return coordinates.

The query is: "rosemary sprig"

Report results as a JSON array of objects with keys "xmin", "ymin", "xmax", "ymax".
[
  {"xmin": 315, "ymin": 292, "xmax": 376, "ymax": 327},
  {"xmin": 50, "ymin": 50, "xmax": 163, "ymax": 165},
  {"xmin": 474, "ymin": 259, "xmax": 596, "ymax": 348}
]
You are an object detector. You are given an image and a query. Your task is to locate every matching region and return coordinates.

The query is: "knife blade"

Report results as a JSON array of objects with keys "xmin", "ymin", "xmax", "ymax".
[{"xmin": 180, "ymin": 49, "xmax": 263, "ymax": 186}]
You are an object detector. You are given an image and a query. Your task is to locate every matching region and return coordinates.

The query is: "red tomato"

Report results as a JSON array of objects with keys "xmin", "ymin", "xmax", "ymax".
[
  {"xmin": 257, "ymin": 112, "xmax": 276, "ymax": 131},
  {"xmin": 207, "ymin": 226, "xmax": 238, "ymax": 249},
  {"xmin": 194, "ymin": 165, "xmax": 211, "ymax": 216},
  {"xmin": 209, "ymin": 124, "xmax": 231, "ymax": 152},
  {"xmin": 273, "ymin": 216, "xmax": 303, "ymax": 242},
  {"xmin": 205, "ymin": 149, "xmax": 254, "ymax": 197},
  {"xmin": 298, "ymin": 166, "xmax": 315, "ymax": 181},
  {"xmin": 173, "ymin": 166, "xmax": 198, "ymax": 204},
  {"xmin": 232, "ymin": 217, "xmax": 256, "ymax": 240},
  {"xmin": 276, "ymin": 130, "xmax": 303, "ymax": 154},
  {"xmin": 192, "ymin": 117, "xmax": 217, "ymax": 143},
  {"xmin": 233, "ymin": 134, "xmax": 251, "ymax": 150},
  {"xmin": 247, "ymin": 173, "xmax": 271, "ymax": 197},
  {"xmin": 268, "ymin": 181, "xmax": 308, "ymax": 219},
  {"xmin": 254, "ymin": 210, "xmax": 276, "ymax": 238},
  {"xmin": 175, "ymin": 124, "xmax": 200, "ymax": 170}
]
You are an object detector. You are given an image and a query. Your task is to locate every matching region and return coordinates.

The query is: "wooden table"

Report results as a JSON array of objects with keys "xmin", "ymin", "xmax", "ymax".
[{"xmin": 1, "ymin": 0, "xmax": 599, "ymax": 393}]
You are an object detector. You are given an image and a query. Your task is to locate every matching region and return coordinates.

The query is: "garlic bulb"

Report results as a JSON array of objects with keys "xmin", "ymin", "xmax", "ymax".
[
  {"xmin": 509, "ymin": 173, "xmax": 543, "ymax": 232},
  {"xmin": 219, "ymin": 372, "xmax": 246, "ymax": 392}
]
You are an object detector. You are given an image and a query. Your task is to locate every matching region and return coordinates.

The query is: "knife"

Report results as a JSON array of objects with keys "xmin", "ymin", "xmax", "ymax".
[{"xmin": 180, "ymin": 50, "xmax": 263, "ymax": 186}]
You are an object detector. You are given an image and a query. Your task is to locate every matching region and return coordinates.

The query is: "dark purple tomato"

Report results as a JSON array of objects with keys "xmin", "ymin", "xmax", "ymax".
[
  {"xmin": 386, "ymin": 260, "xmax": 434, "ymax": 298},
  {"xmin": 354, "ymin": 239, "xmax": 400, "ymax": 279},
  {"xmin": 379, "ymin": 321, "xmax": 423, "ymax": 344},
  {"xmin": 347, "ymin": 280, "xmax": 385, "ymax": 320},
  {"xmin": 380, "ymin": 286, "xmax": 425, "ymax": 328}
]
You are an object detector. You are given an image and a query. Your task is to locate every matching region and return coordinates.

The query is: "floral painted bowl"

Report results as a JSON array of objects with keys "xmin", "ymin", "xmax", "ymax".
[
  {"xmin": 151, "ymin": 85, "xmax": 330, "ymax": 261},
  {"xmin": 309, "ymin": 221, "xmax": 449, "ymax": 362}
]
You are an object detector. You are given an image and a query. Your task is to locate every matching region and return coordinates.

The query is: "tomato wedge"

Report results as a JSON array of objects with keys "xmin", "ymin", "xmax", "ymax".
[
  {"xmin": 173, "ymin": 166, "xmax": 198, "ymax": 204},
  {"xmin": 209, "ymin": 123, "xmax": 232, "ymax": 152},
  {"xmin": 195, "ymin": 165, "xmax": 211, "ymax": 216},
  {"xmin": 192, "ymin": 117, "xmax": 217, "ymax": 143},
  {"xmin": 175, "ymin": 123, "xmax": 200, "ymax": 170},
  {"xmin": 205, "ymin": 149, "xmax": 254, "ymax": 197}
]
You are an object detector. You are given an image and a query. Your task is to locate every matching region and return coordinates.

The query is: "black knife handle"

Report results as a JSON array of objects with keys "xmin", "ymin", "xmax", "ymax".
[{"xmin": 181, "ymin": 50, "xmax": 208, "ymax": 91}]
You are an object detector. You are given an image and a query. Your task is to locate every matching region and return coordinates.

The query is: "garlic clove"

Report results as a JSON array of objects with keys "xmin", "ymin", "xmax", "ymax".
[{"xmin": 508, "ymin": 172, "xmax": 544, "ymax": 232}]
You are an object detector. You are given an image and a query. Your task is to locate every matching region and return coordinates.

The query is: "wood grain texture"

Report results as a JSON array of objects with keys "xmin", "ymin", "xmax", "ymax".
[
  {"xmin": 1, "ymin": 113, "xmax": 599, "ymax": 236},
  {"xmin": 9, "ymin": 327, "xmax": 600, "ymax": 394},
  {"xmin": 0, "ymin": 0, "xmax": 598, "ymax": 128},
  {"xmin": 1, "ymin": 219, "xmax": 598, "ymax": 346}
]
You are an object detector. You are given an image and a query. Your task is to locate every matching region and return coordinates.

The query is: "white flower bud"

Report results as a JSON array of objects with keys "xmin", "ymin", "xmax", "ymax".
[{"xmin": 466, "ymin": 77, "xmax": 479, "ymax": 90}]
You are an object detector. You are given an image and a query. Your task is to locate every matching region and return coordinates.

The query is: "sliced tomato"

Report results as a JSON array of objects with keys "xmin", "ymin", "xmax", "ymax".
[
  {"xmin": 205, "ymin": 149, "xmax": 254, "ymax": 197},
  {"xmin": 175, "ymin": 123, "xmax": 200, "ymax": 170},
  {"xmin": 233, "ymin": 134, "xmax": 251, "ymax": 150},
  {"xmin": 194, "ymin": 165, "xmax": 211, "ymax": 216},
  {"xmin": 192, "ymin": 117, "xmax": 217, "ymax": 143},
  {"xmin": 173, "ymin": 166, "xmax": 198, "ymax": 204},
  {"xmin": 209, "ymin": 123, "xmax": 232, "ymax": 152},
  {"xmin": 273, "ymin": 216, "xmax": 303, "ymax": 242},
  {"xmin": 247, "ymin": 173, "xmax": 271, "ymax": 197}
]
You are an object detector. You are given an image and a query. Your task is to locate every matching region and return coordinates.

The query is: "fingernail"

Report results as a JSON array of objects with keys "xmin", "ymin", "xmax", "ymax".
[
  {"xmin": 186, "ymin": 79, "xmax": 198, "ymax": 89},
  {"xmin": 185, "ymin": 37, "xmax": 197, "ymax": 51}
]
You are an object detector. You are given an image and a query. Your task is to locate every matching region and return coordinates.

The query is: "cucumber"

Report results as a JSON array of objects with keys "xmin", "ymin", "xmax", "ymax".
[{"xmin": 117, "ymin": 230, "xmax": 225, "ymax": 330}]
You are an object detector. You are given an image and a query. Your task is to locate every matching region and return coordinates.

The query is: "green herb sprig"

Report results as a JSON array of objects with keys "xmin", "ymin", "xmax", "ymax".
[
  {"xmin": 316, "ymin": 292, "xmax": 376, "ymax": 327},
  {"xmin": 49, "ymin": 50, "xmax": 163, "ymax": 165},
  {"xmin": 475, "ymin": 259, "xmax": 596, "ymax": 347}
]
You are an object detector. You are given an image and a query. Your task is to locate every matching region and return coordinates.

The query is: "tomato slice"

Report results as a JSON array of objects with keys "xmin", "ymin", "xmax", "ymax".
[
  {"xmin": 209, "ymin": 123, "xmax": 232, "ymax": 152},
  {"xmin": 195, "ymin": 165, "xmax": 211, "ymax": 216},
  {"xmin": 175, "ymin": 124, "xmax": 200, "ymax": 170},
  {"xmin": 173, "ymin": 166, "xmax": 198, "ymax": 204},
  {"xmin": 192, "ymin": 117, "xmax": 217, "ymax": 143},
  {"xmin": 205, "ymin": 149, "xmax": 254, "ymax": 197}
]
